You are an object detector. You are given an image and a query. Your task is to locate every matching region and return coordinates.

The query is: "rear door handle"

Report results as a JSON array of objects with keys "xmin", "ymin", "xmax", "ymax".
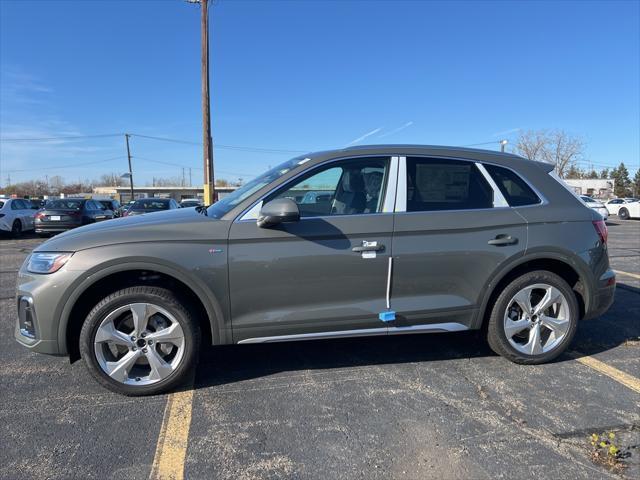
[
  {"xmin": 352, "ymin": 241, "xmax": 385, "ymax": 253},
  {"xmin": 488, "ymin": 234, "xmax": 518, "ymax": 246}
]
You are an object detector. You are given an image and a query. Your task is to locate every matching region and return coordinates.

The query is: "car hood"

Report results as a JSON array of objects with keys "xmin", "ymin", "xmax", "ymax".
[{"xmin": 35, "ymin": 207, "xmax": 231, "ymax": 252}]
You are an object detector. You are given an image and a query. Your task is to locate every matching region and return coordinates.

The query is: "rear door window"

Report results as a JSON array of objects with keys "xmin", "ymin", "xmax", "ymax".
[
  {"xmin": 484, "ymin": 164, "xmax": 541, "ymax": 207},
  {"xmin": 406, "ymin": 158, "xmax": 493, "ymax": 212}
]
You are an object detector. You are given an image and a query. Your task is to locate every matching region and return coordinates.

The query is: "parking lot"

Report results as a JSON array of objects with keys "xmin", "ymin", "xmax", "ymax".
[{"xmin": 0, "ymin": 220, "xmax": 638, "ymax": 480}]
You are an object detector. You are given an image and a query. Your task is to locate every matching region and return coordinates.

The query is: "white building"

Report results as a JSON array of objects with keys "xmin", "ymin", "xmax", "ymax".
[{"xmin": 563, "ymin": 179, "xmax": 615, "ymax": 199}]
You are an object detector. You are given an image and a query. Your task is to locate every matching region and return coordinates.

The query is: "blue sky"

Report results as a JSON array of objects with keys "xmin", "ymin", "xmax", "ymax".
[{"xmin": 1, "ymin": 0, "xmax": 638, "ymax": 186}]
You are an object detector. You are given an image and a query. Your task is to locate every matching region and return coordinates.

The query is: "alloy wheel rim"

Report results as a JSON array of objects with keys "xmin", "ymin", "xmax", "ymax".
[
  {"xmin": 503, "ymin": 283, "xmax": 571, "ymax": 356},
  {"xmin": 94, "ymin": 303, "xmax": 185, "ymax": 386}
]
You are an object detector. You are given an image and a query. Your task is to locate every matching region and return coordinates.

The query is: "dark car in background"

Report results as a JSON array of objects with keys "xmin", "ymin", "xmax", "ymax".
[
  {"xmin": 180, "ymin": 198, "xmax": 203, "ymax": 208},
  {"xmin": 98, "ymin": 199, "xmax": 122, "ymax": 217},
  {"xmin": 123, "ymin": 198, "xmax": 181, "ymax": 216},
  {"xmin": 35, "ymin": 198, "xmax": 113, "ymax": 236}
]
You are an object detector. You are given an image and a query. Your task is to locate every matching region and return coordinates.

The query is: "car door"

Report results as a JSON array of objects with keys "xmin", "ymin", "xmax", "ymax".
[
  {"xmin": 15, "ymin": 200, "xmax": 32, "ymax": 230},
  {"xmin": 227, "ymin": 156, "xmax": 398, "ymax": 343},
  {"xmin": 389, "ymin": 157, "xmax": 529, "ymax": 331}
]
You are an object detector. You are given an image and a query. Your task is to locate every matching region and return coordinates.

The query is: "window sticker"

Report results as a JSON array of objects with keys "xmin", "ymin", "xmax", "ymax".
[{"xmin": 415, "ymin": 164, "xmax": 470, "ymax": 202}]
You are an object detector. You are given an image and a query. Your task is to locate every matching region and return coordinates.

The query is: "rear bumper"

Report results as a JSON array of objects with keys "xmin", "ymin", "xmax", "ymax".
[
  {"xmin": 35, "ymin": 222, "xmax": 80, "ymax": 232},
  {"xmin": 583, "ymin": 269, "xmax": 616, "ymax": 320}
]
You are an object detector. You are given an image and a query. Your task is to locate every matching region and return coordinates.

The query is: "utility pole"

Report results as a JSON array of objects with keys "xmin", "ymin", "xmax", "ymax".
[
  {"xmin": 189, "ymin": 168, "xmax": 192, "ymax": 187},
  {"xmin": 125, "ymin": 133, "xmax": 134, "ymax": 201},
  {"xmin": 182, "ymin": 167, "xmax": 185, "ymax": 187},
  {"xmin": 192, "ymin": 0, "xmax": 215, "ymax": 204}
]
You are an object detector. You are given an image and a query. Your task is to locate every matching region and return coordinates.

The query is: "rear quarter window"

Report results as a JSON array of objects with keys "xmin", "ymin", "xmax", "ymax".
[{"xmin": 484, "ymin": 164, "xmax": 541, "ymax": 207}]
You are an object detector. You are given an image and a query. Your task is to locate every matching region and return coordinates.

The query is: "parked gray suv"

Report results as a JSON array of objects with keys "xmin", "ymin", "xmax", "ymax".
[{"xmin": 15, "ymin": 146, "xmax": 615, "ymax": 395}]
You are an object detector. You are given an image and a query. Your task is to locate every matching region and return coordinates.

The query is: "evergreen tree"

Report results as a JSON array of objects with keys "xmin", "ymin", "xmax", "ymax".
[
  {"xmin": 611, "ymin": 162, "xmax": 631, "ymax": 197},
  {"xmin": 633, "ymin": 169, "xmax": 640, "ymax": 197},
  {"xmin": 600, "ymin": 168, "xmax": 609, "ymax": 179},
  {"xmin": 586, "ymin": 169, "xmax": 598, "ymax": 179},
  {"xmin": 565, "ymin": 165, "xmax": 583, "ymax": 179}
]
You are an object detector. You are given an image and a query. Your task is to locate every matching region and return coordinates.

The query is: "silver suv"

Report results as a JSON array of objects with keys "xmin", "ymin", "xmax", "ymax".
[{"xmin": 16, "ymin": 146, "xmax": 616, "ymax": 395}]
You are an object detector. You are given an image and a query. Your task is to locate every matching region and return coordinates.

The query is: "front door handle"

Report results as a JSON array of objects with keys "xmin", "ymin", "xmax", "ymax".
[
  {"xmin": 488, "ymin": 234, "xmax": 518, "ymax": 246},
  {"xmin": 352, "ymin": 241, "xmax": 385, "ymax": 253}
]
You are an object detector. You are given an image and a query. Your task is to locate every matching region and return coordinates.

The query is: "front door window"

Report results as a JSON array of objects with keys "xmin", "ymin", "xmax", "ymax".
[{"xmin": 271, "ymin": 157, "xmax": 389, "ymax": 217}]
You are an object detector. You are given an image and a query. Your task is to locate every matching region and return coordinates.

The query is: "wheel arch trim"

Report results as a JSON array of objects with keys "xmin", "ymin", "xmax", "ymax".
[
  {"xmin": 57, "ymin": 259, "xmax": 227, "ymax": 354},
  {"xmin": 473, "ymin": 250, "xmax": 594, "ymax": 329}
]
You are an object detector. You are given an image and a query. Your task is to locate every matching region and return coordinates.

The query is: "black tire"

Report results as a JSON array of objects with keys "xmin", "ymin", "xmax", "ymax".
[
  {"xmin": 618, "ymin": 208, "xmax": 630, "ymax": 220},
  {"xmin": 487, "ymin": 270, "xmax": 579, "ymax": 364},
  {"xmin": 11, "ymin": 219, "xmax": 22, "ymax": 238},
  {"xmin": 79, "ymin": 286, "xmax": 201, "ymax": 396}
]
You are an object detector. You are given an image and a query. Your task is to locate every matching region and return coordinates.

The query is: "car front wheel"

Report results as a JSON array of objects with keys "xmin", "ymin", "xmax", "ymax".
[
  {"xmin": 487, "ymin": 270, "xmax": 578, "ymax": 364},
  {"xmin": 618, "ymin": 208, "xmax": 630, "ymax": 220},
  {"xmin": 79, "ymin": 286, "xmax": 201, "ymax": 396}
]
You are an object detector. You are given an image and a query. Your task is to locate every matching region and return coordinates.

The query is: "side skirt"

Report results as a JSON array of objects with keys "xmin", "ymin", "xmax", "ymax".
[{"xmin": 237, "ymin": 322, "xmax": 468, "ymax": 344}]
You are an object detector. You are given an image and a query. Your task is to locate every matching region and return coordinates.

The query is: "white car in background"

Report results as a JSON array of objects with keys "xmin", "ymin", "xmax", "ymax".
[
  {"xmin": 0, "ymin": 198, "xmax": 36, "ymax": 236},
  {"xmin": 605, "ymin": 198, "xmax": 631, "ymax": 216},
  {"xmin": 618, "ymin": 201, "xmax": 640, "ymax": 220},
  {"xmin": 580, "ymin": 196, "xmax": 609, "ymax": 220}
]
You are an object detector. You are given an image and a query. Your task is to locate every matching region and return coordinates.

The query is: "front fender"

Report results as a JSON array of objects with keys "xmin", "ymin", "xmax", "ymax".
[{"xmin": 56, "ymin": 245, "xmax": 230, "ymax": 353}]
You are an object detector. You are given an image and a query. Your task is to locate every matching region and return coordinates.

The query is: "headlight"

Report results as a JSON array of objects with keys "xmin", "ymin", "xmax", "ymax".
[{"xmin": 27, "ymin": 252, "xmax": 73, "ymax": 274}]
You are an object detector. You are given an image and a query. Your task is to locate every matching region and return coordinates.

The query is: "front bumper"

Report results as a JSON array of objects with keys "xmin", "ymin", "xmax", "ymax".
[{"xmin": 14, "ymin": 263, "xmax": 79, "ymax": 356}]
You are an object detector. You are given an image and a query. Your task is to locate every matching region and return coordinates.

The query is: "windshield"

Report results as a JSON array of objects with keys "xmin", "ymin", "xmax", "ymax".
[
  {"xmin": 47, "ymin": 199, "xmax": 83, "ymax": 210},
  {"xmin": 133, "ymin": 199, "xmax": 169, "ymax": 210},
  {"xmin": 207, "ymin": 156, "xmax": 309, "ymax": 219}
]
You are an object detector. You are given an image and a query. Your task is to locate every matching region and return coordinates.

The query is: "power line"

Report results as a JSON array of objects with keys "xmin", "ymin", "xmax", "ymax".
[
  {"xmin": 0, "ymin": 133, "xmax": 123, "ymax": 142},
  {"xmin": 132, "ymin": 155, "xmax": 256, "ymax": 177},
  {"xmin": 128, "ymin": 133, "xmax": 306, "ymax": 154},
  {"xmin": 3, "ymin": 155, "xmax": 125, "ymax": 173}
]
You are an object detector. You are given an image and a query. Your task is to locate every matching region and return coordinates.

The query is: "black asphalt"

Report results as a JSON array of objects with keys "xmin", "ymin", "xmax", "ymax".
[{"xmin": 0, "ymin": 220, "xmax": 638, "ymax": 479}]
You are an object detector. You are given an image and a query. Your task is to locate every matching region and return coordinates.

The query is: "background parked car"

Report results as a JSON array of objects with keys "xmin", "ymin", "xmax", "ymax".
[
  {"xmin": 123, "ymin": 198, "xmax": 181, "ymax": 216},
  {"xmin": 180, "ymin": 198, "xmax": 204, "ymax": 208},
  {"xmin": 97, "ymin": 199, "xmax": 122, "ymax": 217},
  {"xmin": 618, "ymin": 201, "xmax": 640, "ymax": 220},
  {"xmin": 579, "ymin": 195, "xmax": 609, "ymax": 220},
  {"xmin": 605, "ymin": 198, "xmax": 630, "ymax": 216},
  {"xmin": 35, "ymin": 198, "xmax": 113, "ymax": 236},
  {"xmin": 0, "ymin": 198, "xmax": 36, "ymax": 237}
]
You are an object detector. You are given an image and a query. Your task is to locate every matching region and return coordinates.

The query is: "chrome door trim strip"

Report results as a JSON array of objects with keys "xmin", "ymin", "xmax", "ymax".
[
  {"xmin": 388, "ymin": 322, "xmax": 468, "ymax": 334},
  {"xmin": 237, "ymin": 322, "xmax": 468, "ymax": 344},
  {"xmin": 386, "ymin": 256, "xmax": 393, "ymax": 309}
]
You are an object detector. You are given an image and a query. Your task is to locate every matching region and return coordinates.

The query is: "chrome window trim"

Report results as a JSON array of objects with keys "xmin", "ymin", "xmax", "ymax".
[
  {"xmin": 381, "ymin": 156, "xmax": 399, "ymax": 213},
  {"xmin": 236, "ymin": 154, "xmax": 398, "ymax": 223},
  {"xmin": 395, "ymin": 154, "xmax": 548, "ymax": 213},
  {"xmin": 476, "ymin": 162, "xmax": 509, "ymax": 207}
]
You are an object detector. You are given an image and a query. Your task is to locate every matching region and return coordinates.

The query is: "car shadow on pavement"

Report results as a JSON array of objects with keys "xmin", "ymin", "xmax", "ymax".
[
  {"xmin": 194, "ymin": 331, "xmax": 492, "ymax": 389},
  {"xmin": 192, "ymin": 285, "xmax": 640, "ymax": 390}
]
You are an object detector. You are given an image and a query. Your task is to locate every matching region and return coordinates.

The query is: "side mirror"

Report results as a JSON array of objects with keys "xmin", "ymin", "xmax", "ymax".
[{"xmin": 257, "ymin": 198, "xmax": 300, "ymax": 228}]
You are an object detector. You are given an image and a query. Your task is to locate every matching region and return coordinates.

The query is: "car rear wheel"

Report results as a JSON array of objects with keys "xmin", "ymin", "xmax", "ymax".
[
  {"xmin": 79, "ymin": 286, "xmax": 201, "ymax": 396},
  {"xmin": 487, "ymin": 270, "xmax": 578, "ymax": 364},
  {"xmin": 11, "ymin": 219, "xmax": 22, "ymax": 238},
  {"xmin": 618, "ymin": 208, "xmax": 630, "ymax": 220}
]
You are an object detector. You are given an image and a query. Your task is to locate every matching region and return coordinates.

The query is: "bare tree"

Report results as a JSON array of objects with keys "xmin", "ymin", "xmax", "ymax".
[
  {"xmin": 515, "ymin": 129, "xmax": 585, "ymax": 178},
  {"xmin": 515, "ymin": 130, "xmax": 547, "ymax": 162}
]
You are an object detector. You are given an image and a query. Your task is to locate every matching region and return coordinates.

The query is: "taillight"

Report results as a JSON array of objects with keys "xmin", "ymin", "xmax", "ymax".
[
  {"xmin": 34, "ymin": 212, "xmax": 44, "ymax": 220},
  {"xmin": 593, "ymin": 220, "xmax": 608, "ymax": 244}
]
